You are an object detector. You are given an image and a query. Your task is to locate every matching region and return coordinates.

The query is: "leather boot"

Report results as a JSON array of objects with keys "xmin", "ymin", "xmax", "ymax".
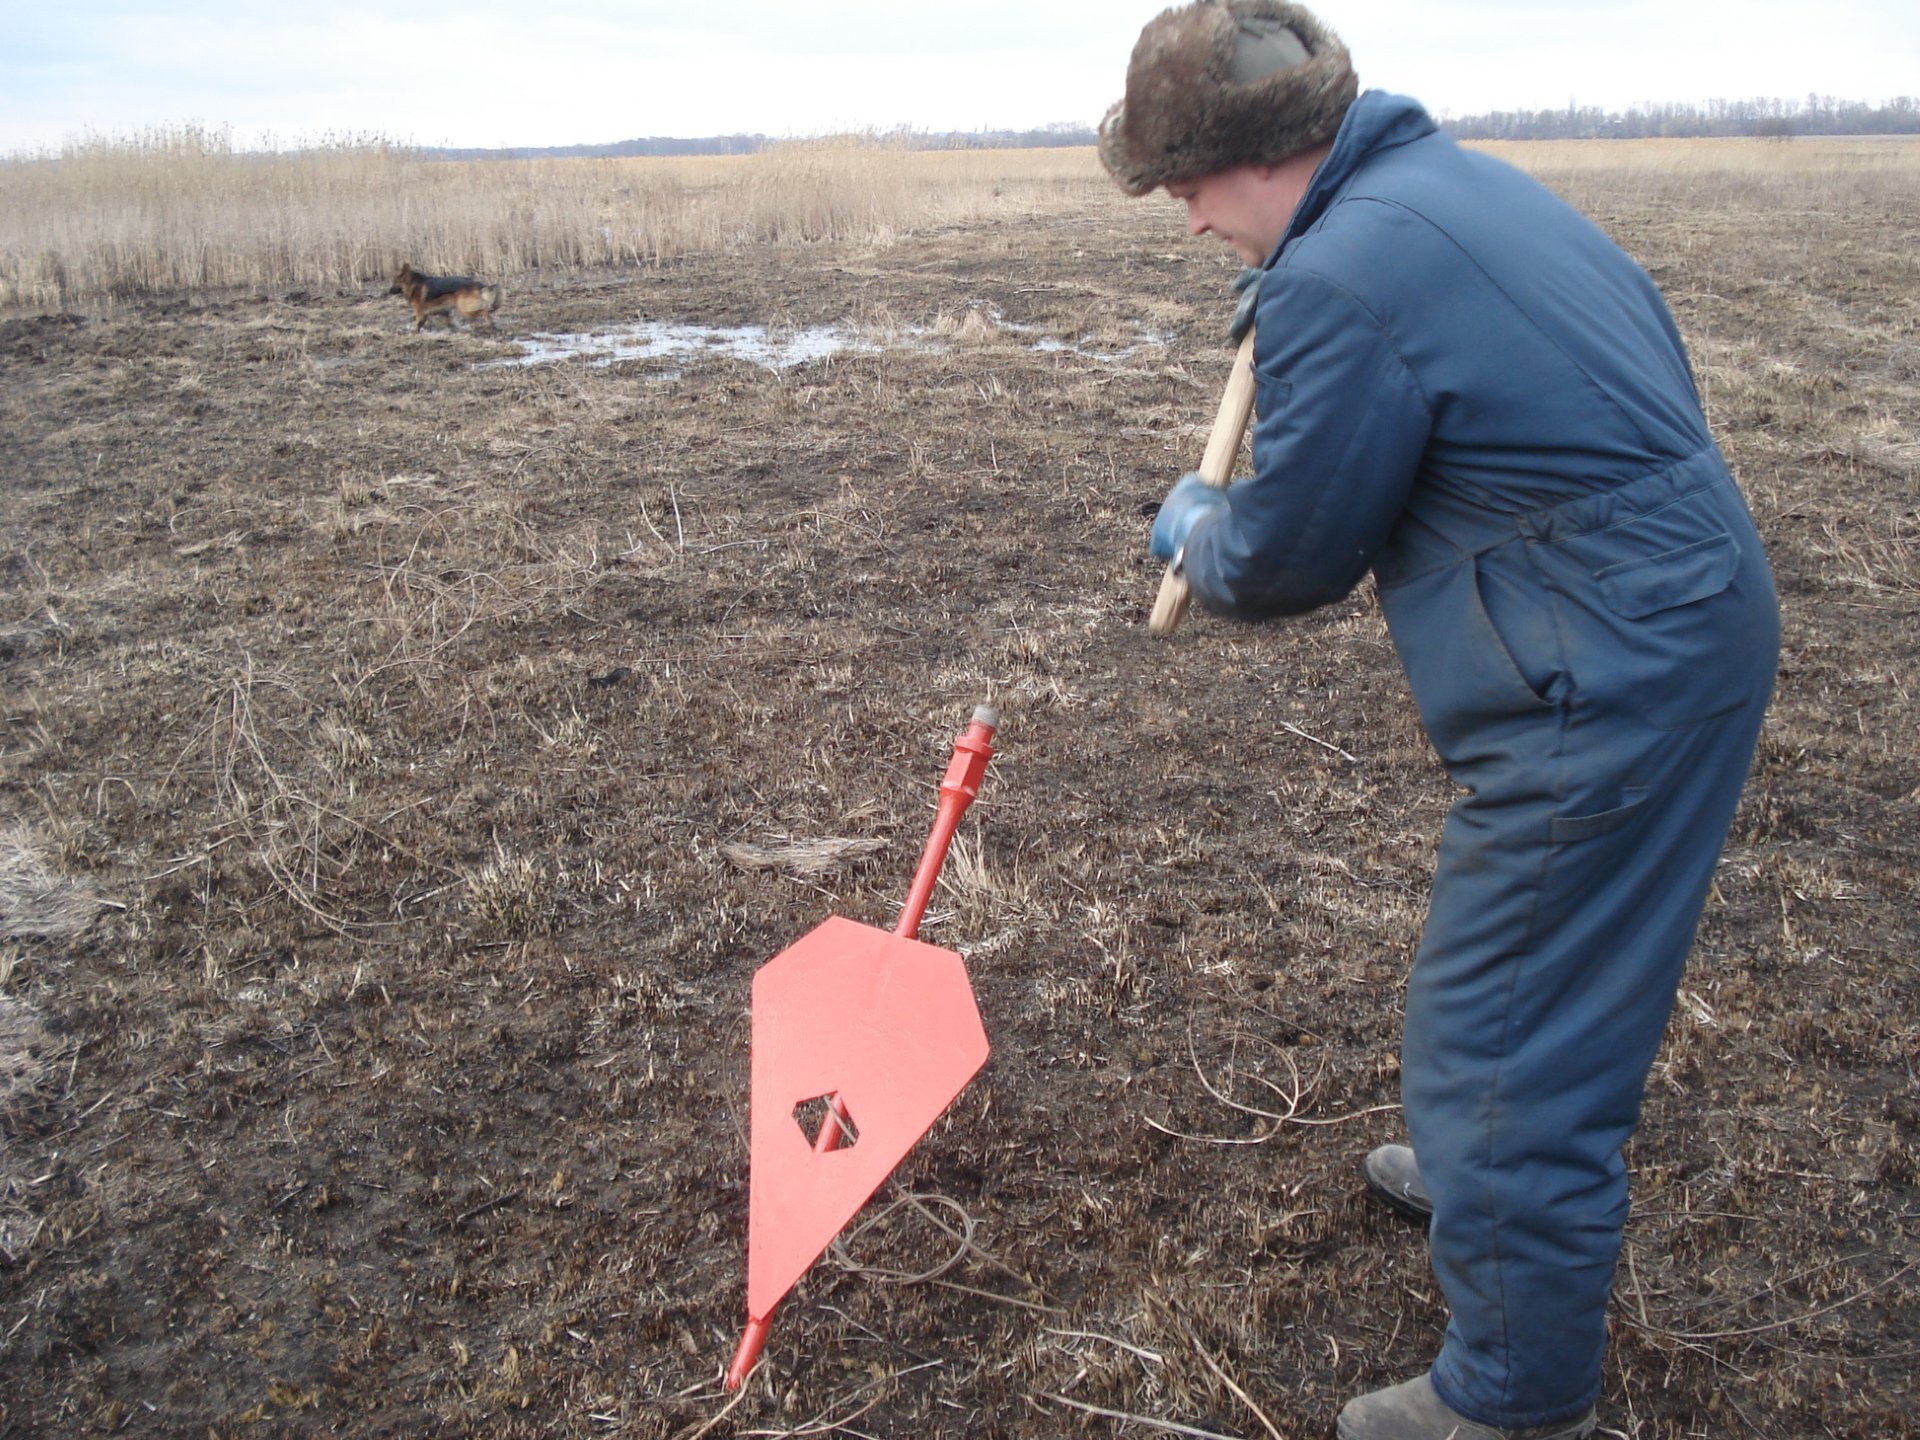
[
  {"xmin": 1361, "ymin": 1143, "xmax": 1432, "ymax": 1220},
  {"xmin": 1338, "ymin": 1374, "xmax": 1595, "ymax": 1439}
]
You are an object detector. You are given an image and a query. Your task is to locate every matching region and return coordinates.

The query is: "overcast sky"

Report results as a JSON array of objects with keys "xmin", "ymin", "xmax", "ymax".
[{"xmin": 3, "ymin": 0, "xmax": 1914, "ymax": 155}]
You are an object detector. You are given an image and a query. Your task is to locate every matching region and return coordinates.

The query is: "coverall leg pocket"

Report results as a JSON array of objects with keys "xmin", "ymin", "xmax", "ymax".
[{"xmin": 1549, "ymin": 786, "xmax": 1647, "ymax": 844}]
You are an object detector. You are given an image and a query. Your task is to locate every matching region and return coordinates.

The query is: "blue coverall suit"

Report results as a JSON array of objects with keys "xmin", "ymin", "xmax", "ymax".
[{"xmin": 1177, "ymin": 92, "xmax": 1780, "ymax": 1427}]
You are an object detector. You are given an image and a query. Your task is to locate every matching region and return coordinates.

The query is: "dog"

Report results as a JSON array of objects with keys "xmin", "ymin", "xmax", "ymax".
[{"xmin": 388, "ymin": 264, "xmax": 502, "ymax": 331}]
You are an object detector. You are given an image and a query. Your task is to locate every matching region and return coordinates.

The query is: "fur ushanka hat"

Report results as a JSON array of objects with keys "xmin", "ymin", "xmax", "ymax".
[{"xmin": 1099, "ymin": 0, "xmax": 1358, "ymax": 195}]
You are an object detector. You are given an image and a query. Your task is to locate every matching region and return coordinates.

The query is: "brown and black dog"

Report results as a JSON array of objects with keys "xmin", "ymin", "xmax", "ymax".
[{"xmin": 388, "ymin": 264, "xmax": 502, "ymax": 331}]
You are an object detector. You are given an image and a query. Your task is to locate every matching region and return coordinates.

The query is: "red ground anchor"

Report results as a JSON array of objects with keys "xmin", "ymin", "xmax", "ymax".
[{"xmin": 724, "ymin": 706, "xmax": 999, "ymax": 1390}]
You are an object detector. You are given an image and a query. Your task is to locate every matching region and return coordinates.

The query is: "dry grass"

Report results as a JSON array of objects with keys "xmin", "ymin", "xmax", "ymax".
[
  {"xmin": 0, "ymin": 126, "xmax": 1115, "ymax": 311},
  {"xmin": 0, "ymin": 821, "xmax": 106, "ymax": 941},
  {"xmin": 1476, "ymin": 134, "xmax": 1920, "ymax": 175},
  {"xmin": 1481, "ymin": 136, "xmax": 1920, "ymax": 243}
]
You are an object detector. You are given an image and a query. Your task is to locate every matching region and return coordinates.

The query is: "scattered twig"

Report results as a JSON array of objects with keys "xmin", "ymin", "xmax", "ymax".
[
  {"xmin": 1637, "ymin": 1261, "xmax": 1916, "ymax": 1342},
  {"xmin": 1143, "ymin": 1115, "xmax": 1279, "ymax": 1147},
  {"xmin": 1043, "ymin": 1327, "xmax": 1165, "ymax": 1365},
  {"xmin": 930, "ymin": 1279, "xmax": 1067, "ymax": 1316},
  {"xmin": 1034, "ymin": 1389, "xmax": 1250, "ymax": 1440},
  {"xmin": 447, "ymin": 1191, "xmax": 519, "ymax": 1230},
  {"xmin": 740, "ymin": 1361, "xmax": 941, "ymax": 1439},
  {"xmin": 1278, "ymin": 719, "xmax": 1359, "ymax": 763},
  {"xmin": 672, "ymin": 1383, "xmax": 751, "ymax": 1440},
  {"xmin": 830, "ymin": 1194, "xmax": 977, "ymax": 1285},
  {"xmin": 742, "ymin": 1394, "xmax": 881, "ymax": 1438},
  {"xmin": 1624, "ymin": 1240, "xmax": 1652, "ymax": 1330},
  {"xmin": 831, "ymin": 1192, "xmax": 1054, "ymax": 1307},
  {"xmin": 1182, "ymin": 1321, "xmax": 1283, "ymax": 1440},
  {"xmin": 688, "ymin": 539, "xmax": 773, "ymax": 555},
  {"xmin": 1146, "ymin": 1025, "xmax": 1400, "ymax": 1144}
]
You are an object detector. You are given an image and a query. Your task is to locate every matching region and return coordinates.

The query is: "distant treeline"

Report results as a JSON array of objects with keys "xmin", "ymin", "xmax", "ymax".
[
  {"xmin": 433, "ymin": 122, "xmax": 1099, "ymax": 161},
  {"xmin": 1444, "ymin": 95, "xmax": 1920, "ymax": 141},
  {"xmin": 425, "ymin": 97, "xmax": 1920, "ymax": 160}
]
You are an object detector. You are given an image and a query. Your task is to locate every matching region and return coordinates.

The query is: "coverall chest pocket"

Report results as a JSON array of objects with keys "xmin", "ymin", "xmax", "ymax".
[{"xmin": 1529, "ymin": 499, "xmax": 1762, "ymax": 730}]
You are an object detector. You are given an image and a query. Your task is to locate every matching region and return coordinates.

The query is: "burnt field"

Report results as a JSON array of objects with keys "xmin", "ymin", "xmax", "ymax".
[{"xmin": 1, "ymin": 161, "xmax": 1917, "ymax": 1438}]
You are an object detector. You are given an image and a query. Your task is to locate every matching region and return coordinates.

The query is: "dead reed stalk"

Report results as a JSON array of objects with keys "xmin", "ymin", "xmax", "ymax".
[{"xmin": 1, "ymin": 127, "xmax": 1114, "ymax": 311}]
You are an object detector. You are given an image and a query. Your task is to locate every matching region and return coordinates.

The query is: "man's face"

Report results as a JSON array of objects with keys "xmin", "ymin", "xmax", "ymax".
[{"xmin": 1165, "ymin": 157, "xmax": 1319, "ymax": 266}]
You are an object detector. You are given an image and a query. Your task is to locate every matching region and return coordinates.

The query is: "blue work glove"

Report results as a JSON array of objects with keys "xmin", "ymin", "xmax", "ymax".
[
  {"xmin": 1150, "ymin": 472, "xmax": 1228, "ymax": 563},
  {"xmin": 1229, "ymin": 266, "xmax": 1262, "ymax": 343}
]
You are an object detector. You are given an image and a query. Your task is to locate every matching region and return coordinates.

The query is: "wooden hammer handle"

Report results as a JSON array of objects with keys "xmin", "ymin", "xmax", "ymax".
[{"xmin": 1149, "ymin": 330, "xmax": 1258, "ymax": 635}]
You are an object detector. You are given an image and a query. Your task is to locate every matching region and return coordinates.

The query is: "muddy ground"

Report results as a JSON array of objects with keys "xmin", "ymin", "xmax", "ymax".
[{"xmin": 1, "ymin": 173, "xmax": 1916, "ymax": 1439}]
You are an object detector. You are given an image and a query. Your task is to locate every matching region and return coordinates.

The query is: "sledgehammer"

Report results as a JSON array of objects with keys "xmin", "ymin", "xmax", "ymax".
[{"xmin": 1149, "ymin": 330, "xmax": 1258, "ymax": 635}]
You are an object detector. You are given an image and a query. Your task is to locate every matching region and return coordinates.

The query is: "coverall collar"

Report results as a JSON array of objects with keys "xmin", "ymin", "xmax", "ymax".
[{"xmin": 1269, "ymin": 89, "xmax": 1440, "ymax": 262}]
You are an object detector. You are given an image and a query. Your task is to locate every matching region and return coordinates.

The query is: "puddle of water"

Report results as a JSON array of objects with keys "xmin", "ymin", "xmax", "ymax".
[
  {"xmin": 992, "ymin": 306, "xmax": 1170, "ymax": 362},
  {"xmin": 483, "ymin": 320, "xmax": 870, "ymax": 371},
  {"xmin": 1029, "ymin": 333, "xmax": 1171, "ymax": 362},
  {"xmin": 481, "ymin": 313, "xmax": 1169, "ymax": 373}
]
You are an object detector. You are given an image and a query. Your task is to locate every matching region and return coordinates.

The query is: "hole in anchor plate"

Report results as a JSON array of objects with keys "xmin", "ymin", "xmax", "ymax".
[{"xmin": 792, "ymin": 1094, "xmax": 859, "ymax": 1150}]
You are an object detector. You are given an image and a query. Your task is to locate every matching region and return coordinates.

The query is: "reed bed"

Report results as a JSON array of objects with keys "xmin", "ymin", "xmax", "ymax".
[
  {"xmin": 7, "ymin": 127, "xmax": 1916, "ymax": 313},
  {"xmin": 0, "ymin": 126, "xmax": 1115, "ymax": 311}
]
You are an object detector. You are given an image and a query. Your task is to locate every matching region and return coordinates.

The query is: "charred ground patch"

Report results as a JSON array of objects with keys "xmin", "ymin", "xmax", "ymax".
[{"xmin": 1, "ymin": 179, "xmax": 1916, "ymax": 1438}]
